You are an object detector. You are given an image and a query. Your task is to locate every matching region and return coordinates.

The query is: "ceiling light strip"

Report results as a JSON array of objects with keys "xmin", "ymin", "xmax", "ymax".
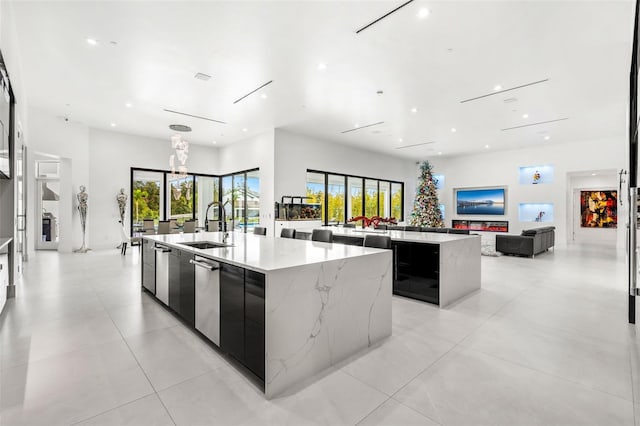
[
  {"xmin": 356, "ymin": 0, "xmax": 414, "ymax": 34},
  {"xmin": 460, "ymin": 79, "xmax": 549, "ymax": 104},
  {"xmin": 501, "ymin": 117, "xmax": 569, "ymax": 131},
  {"xmin": 233, "ymin": 80, "xmax": 274, "ymax": 104},
  {"xmin": 163, "ymin": 109, "xmax": 227, "ymax": 124},
  {"xmin": 341, "ymin": 121, "xmax": 385, "ymax": 133},
  {"xmin": 395, "ymin": 141, "xmax": 436, "ymax": 149}
]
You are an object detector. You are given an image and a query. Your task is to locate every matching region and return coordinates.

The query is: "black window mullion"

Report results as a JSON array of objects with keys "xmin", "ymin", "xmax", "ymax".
[{"xmin": 244, "ymin": 172, "xmax": 248, "ymax": 233}]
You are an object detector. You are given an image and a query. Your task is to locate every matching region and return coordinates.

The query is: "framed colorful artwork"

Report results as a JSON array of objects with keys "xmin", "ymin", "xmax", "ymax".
[{"xmin": 580, "ymin": 190, "xmax": 617, "ymax": 228}]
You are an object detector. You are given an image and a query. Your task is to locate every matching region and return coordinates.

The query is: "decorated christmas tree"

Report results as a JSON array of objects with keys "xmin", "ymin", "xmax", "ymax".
[{"xmin": 410, "ymin": 161, "xmax": 444, "ymax": 227}]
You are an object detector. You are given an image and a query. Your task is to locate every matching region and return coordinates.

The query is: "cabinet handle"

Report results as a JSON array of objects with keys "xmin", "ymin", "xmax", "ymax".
[
  {"xmin": 153, "ymin": 246, "xmax": 171, "ymax": 253},
  {"xmin": 189, "ymin": 259, "xmax": 219, "ymax": 271}
]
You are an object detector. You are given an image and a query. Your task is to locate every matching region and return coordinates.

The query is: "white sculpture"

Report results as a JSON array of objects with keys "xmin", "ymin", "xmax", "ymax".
[{"xmin": 74, "ymin": 185, "xmax": 90, "ymax": 253}]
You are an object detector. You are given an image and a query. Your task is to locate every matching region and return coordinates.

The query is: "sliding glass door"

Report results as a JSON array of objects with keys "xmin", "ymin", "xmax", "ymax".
[
  {"xmin": 167, "ymin": 174, "xmax": 194, "ymax": 226},
  {"xmin": 132, "ymin": 170, "xmax": 163, "ymax": 228}
]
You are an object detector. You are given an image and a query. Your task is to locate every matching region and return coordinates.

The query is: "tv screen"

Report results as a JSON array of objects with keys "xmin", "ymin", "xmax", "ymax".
[{"xmin": 456, "ymin": 188, "xmax": 505, "ymax": 215}]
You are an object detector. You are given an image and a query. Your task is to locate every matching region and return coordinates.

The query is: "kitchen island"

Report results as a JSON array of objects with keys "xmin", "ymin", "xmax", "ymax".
[
  {"xmin": 297, "ymin": 228, "xmax": 481, "ymax": 307},
  {"xmin": 141, "ymin": 231, "xmax": 392, "ymax": 398}
]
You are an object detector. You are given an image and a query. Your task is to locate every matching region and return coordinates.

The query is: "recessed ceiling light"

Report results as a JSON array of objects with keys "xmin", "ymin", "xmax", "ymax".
[
  {"xmin": 125, "ymin": 102, "xmax": 132, "ymax": 108},
  {"xmin": 398, "ymin": 138, "xmax": 403, "ymax": 142},
  {"xmin": 242, "ymin": 128, "xmax": 248, "ymax": 132},
  {"xmin": 212, "ymin": 140, "xmax": 217, "ymax": 144},
  {"xmin": 522, "ymin": 113, "xmax": 529, "ymax": 119},
  {"xmin": 417, "ymin": 8, "xmax": 430, "ymax": 18},
  {"xmin": 591, "ymin": 173, "xmax": 597, "ymax": 176},
  {"xmin": 544, "ymin": 135, "xmax": 550, "ymax": 140},
  {"xmin": 411, "ymin": 107, "xmax": 418, "ymax": 113},
  {"xmin": 86, "ymin": 38, "xmax": 98, "ymax": 45},
  {"xmin": 260, "ymin": 93, "xmax": 268, "ymax": 99},
  {"xmin": 354, "ymin": 124, "xmax": 360, "ymax": 128},
  {"xmin": 493, "ymin": 85, "xmax": 502, "ymax": 91},
  {"xmin": 485, "ymin": 144, "xmax": 490, "ymax": 149},
  {"xmin": 438, "ymin": 151, "xmax": 442, "ymax": 155},
  {"xmin": 110, "ymin": 122, "xmax": 116, "ymax": 127},
  {"xmin": 318, "ymin": 63, "xmax": 327, "ymax": 71},
  {"xmin": 451, "ymin": 128, "xmax": 457, "ymax": 133}
]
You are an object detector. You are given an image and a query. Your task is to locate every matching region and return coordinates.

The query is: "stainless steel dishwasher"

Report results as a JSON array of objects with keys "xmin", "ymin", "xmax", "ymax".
[
  {"xmin": 191, "ymin": 256, "xmax": 221, "ymax": 346},
  {"xmin": 154, "ymin": 244, "xmax": 171, "ymax": 305}
]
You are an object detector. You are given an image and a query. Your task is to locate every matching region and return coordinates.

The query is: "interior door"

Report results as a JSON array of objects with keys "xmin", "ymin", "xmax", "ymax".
[{"xmin": 36, "ymin": 179, "xmax": 60, "ymax": 250}]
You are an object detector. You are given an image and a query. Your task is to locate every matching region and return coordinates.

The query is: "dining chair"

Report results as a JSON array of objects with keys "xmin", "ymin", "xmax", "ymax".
[
  {"xmin": 142, "ymin": 218, "xmax": 154, "ymax": 231},
  {"xmin": 253, "ymin": 227, "xmax": 267, "ymax": 236},
  {"xmin": 183, "ymin": 220, "xmax": 196, "ymax": 233},
  {"xmin": 119, "ymin": 225, "xmax": 131, "ymax": 255},
  {"xmin": 157, "ymin": 220, "xmax": 171, "ymax": 235},
  {"xmin": 311, "ymin": 229, "xmax": 333, "ymax": 243}
]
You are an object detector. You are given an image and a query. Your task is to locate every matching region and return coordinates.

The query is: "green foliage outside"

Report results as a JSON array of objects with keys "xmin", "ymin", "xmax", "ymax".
[
  {"xmin": 169, "ymin": 179, "xmax": 194, "ymax": 225},
  {"xmin": 133, "ymin": 180, "xmax": 160, "ymax": 224}
]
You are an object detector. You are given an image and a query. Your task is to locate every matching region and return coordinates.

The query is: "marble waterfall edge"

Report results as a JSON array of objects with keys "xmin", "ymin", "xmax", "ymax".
[{"xmin": 265, "ymin": 250, "xmax": 392, "ymax": 398}]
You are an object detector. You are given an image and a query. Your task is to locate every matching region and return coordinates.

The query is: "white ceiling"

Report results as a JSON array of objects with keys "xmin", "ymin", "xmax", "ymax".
[{"xmin": 8, "ymin": 0, "xmax": 634, "ymax": 159}]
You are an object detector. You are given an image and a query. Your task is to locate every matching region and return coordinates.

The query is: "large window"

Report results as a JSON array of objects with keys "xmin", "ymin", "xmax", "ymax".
[
  {"xmin": 327, "ymin": 175, "xmax": 345, "ymax": 224},
  {"xmin": 379, "ymin": 181, "xmax": 390, "ymax": 218},
  {"xmin": 307, "ymin": 170, "xmax": 403, "ymax": 225},
  {"xmin": 348, "ymin": 177, "xmax": 364, "ymax": 226},
  {"xmin": 391, "ymin": 182, "xmax": 403, "ymax": 221},
  {"xmin": 132, "ymin": 170, "xmax": 163, "ymax": 227},
  {"xmin": 167, "ymin": 174, "xmax": 194, "ymax": 225},
  {"xmin": 220, "ymin": 169, "xmax": 260, "ymax": 231},
  {"xmin": 365, "ymin": 179, "xmax": 378, "ymax": 218},
  {"xmin": 246, "ymin": 170, "xmax": 260, "ymax": 228},
  {"xmin": 130, "ymin": 167, "xmax": 258, "ymax": 234},
  {"xmin": 196, "ymin": 176, "xmax": 219, "ymax": 228}
]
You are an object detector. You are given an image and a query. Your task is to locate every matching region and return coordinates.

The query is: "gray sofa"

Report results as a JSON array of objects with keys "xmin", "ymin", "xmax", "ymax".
[{"xmin": 495, "ymin": 226, "xmax": 555, "ymax": 257}]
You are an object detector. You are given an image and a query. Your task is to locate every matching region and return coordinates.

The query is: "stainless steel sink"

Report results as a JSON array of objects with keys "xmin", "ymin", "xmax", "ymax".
[{"xmin": 178, "ymin": 241, "xmax": 233, "ymax": 249}]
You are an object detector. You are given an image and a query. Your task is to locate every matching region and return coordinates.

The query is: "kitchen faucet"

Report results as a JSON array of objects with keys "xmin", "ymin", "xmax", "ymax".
[
  {"xmin": 206, "ymin": 199, "xmax": 231, "ymax": 242},
  {"xmin": 220, "ymin": 199, "xmax": 230, "ymax": 243}
]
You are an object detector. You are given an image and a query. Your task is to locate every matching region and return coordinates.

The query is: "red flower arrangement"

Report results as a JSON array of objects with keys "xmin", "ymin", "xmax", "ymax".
[{"xmin": 347, "ymin": 215, "xmax": 398, "ymax": 228}]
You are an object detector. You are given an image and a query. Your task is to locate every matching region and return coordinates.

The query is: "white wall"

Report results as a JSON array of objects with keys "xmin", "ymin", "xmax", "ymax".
[
  {"xmin": 217, "ymin": 129, "xmax": 275, "ymax": 233},
  {"xmin": 26, "ymin": 108, "xmax": 220, "ymax": 251},
  {"xmin": 27, "ymin": 107, "xmax": 89, "ymax": 253},
  {"xmin": 429, "ymin": 136, "xmax": 626, "ymax": 247},
  {"xmin": 88, "ymin": 128, "xmax": 219, "ymax": 249},
  {"xmin": 274, "ymin": 129, "xmax": 417, "ymax": 224}
]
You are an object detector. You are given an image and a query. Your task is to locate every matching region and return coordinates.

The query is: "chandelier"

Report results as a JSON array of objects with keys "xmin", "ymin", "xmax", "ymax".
[{"xmin": 169, "ymin": 134, "xmax": 189, "ymax": 177}]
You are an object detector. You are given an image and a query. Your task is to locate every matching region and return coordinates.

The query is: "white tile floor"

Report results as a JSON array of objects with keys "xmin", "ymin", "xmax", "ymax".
[{"xmin": 0, "ymin": 244, "xmax": 638, "ymax": 425}]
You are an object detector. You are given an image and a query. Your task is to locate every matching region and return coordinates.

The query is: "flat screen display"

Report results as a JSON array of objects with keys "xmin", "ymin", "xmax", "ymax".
[{"xmin": 456, "ymin": 188, "xmax": 505, "ymax": 215}]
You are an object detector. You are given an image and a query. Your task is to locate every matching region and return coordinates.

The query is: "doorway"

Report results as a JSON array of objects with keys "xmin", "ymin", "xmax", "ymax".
[{"xmin": 35, "ymin": 160, "xmax": 61, "ymax": 250}]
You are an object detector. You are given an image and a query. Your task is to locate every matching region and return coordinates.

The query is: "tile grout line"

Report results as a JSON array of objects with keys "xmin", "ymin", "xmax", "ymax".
[{"xmin": 94, "ymin": 286, "xmax": 178, "ymax": 426}]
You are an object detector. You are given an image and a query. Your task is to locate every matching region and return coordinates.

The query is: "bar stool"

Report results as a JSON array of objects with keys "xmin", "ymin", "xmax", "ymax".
[
  {"xmin": 280, "ymin": 228, "xmax": 296, "ymax": 238},
  {"xmin": 363, "ymin": 234, "xmax": 391, "ymax": 249},
  {"xmin": 311, "ymin": 229, "xmax": 333, "ymax": 243}
]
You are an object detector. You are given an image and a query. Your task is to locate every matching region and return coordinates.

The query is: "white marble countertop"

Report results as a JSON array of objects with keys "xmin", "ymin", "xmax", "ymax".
[
  {"xmin": 144, "ymin": 231, "xmax": 387, "ymax": 273},
  {"xmin": 0, "ymin": 237, "xmax": 12, "ymax": 251},
  {"xmin": 297, "ymin": 227, "xmax": 478, "ymax": 244}
]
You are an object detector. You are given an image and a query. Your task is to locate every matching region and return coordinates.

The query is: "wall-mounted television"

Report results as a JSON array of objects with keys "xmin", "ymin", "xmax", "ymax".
[{"xmin": 456, "ymin": 187, "xmax": 506, "ymax": 215}]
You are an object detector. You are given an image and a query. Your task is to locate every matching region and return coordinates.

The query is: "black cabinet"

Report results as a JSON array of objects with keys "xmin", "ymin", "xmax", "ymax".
[
  {"xmin": 168, "ymin": 249, "xmax": 195, "ymax": 326},
  {"xmin": 220, "ymin": 263, "xmax": 245, "ymax": 363},
  {"xmin": 141, "ymin": 239, "xmax": 156, "ymax": 294},
  {"xmin": 220, "ymin": 264, "xmax": 265, "ymax": 381},
  {"xmin": 244, "ymin": 270, "xmax": 265, "ymax": 380},
  {"xmin": 392, "ymin": 241, "xmax": 440, "ymax": 304}
]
